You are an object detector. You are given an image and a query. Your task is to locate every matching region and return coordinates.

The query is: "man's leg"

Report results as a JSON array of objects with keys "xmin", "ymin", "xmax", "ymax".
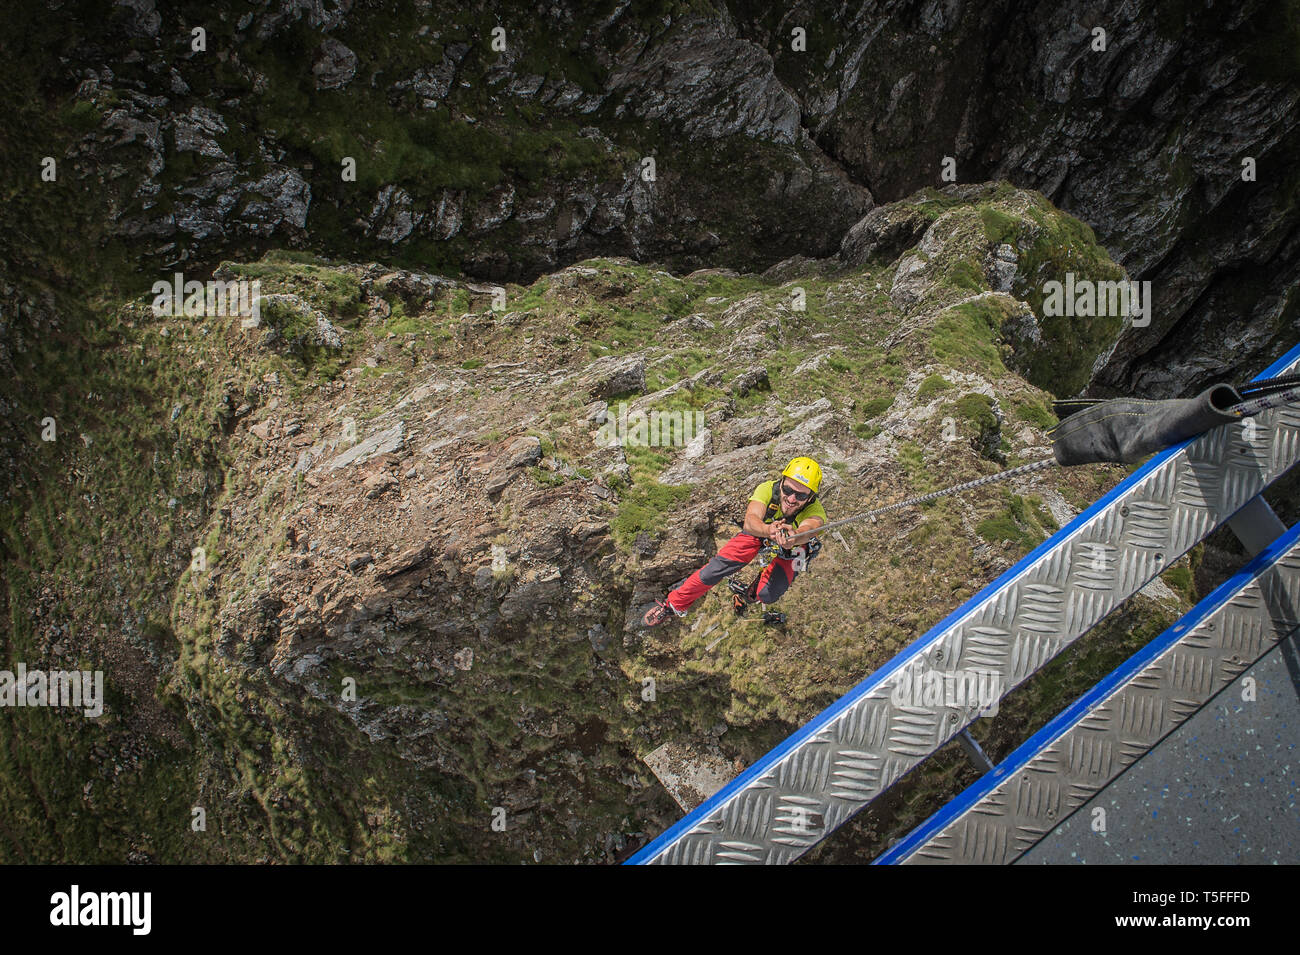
[
  {"xmin": 753, "ymin": 556, "xmax": 798, "ymax": 605},
  {"xmin": 666, "ymin": 534, "xmax": 763, "ymax": 613}
]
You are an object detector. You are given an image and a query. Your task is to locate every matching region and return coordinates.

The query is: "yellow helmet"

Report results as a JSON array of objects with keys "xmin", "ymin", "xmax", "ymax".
[{"xmin": 780, "ymin": 456, "xmax": 822, "ymax": 494}]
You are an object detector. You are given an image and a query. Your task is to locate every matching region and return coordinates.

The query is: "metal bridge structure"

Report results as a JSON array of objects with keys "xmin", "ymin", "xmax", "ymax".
[{"xmin": 627, "ymin": 343, "xmax": 1300, "ymax": 865}]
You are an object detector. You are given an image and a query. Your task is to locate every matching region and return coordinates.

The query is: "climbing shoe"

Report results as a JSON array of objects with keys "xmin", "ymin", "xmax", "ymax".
[
  {"xmin": 642, "ymin": 598, "xmax": 681, "ymax": 629},
  {"xmin": 728, "ymin": 578, "xmax": 757, "ymax": 616},
  {"xmin": 762, "ymin": 611, "xmax": 787, "ymax": 627}
]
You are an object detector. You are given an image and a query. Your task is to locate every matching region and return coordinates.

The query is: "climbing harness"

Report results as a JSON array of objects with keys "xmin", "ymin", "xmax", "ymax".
[
  {"xmin": 771, "ymin": 535, "xmax": 822, "ymax": 572},
  {"xmin": 754, "ymin": 534, "xmax": 823, "ymax": 570},
  {"xmin": 729, "ymin": 513, "xmax": 825, "ymax": 571}
]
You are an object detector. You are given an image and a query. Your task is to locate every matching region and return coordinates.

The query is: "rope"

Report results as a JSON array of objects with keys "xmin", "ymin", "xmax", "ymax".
[
  {"xmin": 774, "ymin": 375, "xmax": 1300, "ymax": 547},
  {"xmin": 1238, "ymin": 372, "xmax": 1300, "ymax": 397},
  {"xmin": 785, "ymin": 457, "xmax": 1060, "ymax": 545},
  {"xmin": 1227, "ymin": 382, "xmax": 1300, "ymax": 419}
]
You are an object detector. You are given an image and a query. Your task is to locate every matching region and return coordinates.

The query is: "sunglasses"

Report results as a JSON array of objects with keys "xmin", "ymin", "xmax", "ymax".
[{"xmin": 780, "ymin": 481, "xmax": 811, "ymax": 503}]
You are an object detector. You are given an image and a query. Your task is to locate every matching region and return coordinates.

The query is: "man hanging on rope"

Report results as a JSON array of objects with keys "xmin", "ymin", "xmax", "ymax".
[
  {"xmin": 638, "ymin": 367, "xmax": 1291, "ymax": 629},
  {"xmin": 642, "ymin": 457, "xmax": 827, "ymax": 628}
]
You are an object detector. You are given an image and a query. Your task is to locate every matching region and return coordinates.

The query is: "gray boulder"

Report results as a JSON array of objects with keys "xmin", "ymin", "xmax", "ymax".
[{"xmin": 313, "ymin": 37, "xmax": 358, "ymax": 90}]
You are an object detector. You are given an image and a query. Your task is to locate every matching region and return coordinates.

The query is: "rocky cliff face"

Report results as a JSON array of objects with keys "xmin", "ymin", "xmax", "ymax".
[
  {"xmin": 2, "ymin": 0, "xmax": 1295, "ymax": 863},
  {"xmin": 741, "ymin": 1, "xmax": 1300, "ymax": 397},
  {"xmin": 1, "ymin": 183, "xmax": 1199, "ymax": 862},
  {"xmin": 4, "ymin": 1, "xmax": 1295, "ymax": 391}
]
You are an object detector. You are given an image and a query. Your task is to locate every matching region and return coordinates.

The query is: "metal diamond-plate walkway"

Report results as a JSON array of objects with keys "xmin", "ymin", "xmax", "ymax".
[
  {"xmin": 627, "ymin": 343, "xmax": 1300, "ymax": 865},
  {"xmin": 878, "ymin": 519, "xmax": 1300, "ymax": 864}
]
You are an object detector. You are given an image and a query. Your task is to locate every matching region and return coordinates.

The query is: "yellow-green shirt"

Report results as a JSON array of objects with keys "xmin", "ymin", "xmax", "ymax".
[{"xmin": 749, "ymin": 480, "xmax": 827, "ymax": 529}]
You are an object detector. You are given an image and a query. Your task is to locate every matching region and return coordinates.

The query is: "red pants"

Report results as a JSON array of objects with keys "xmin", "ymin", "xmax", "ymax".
[{"xmin": 666, "ymin": 533, "xmax": 798, "ymax": 613}]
